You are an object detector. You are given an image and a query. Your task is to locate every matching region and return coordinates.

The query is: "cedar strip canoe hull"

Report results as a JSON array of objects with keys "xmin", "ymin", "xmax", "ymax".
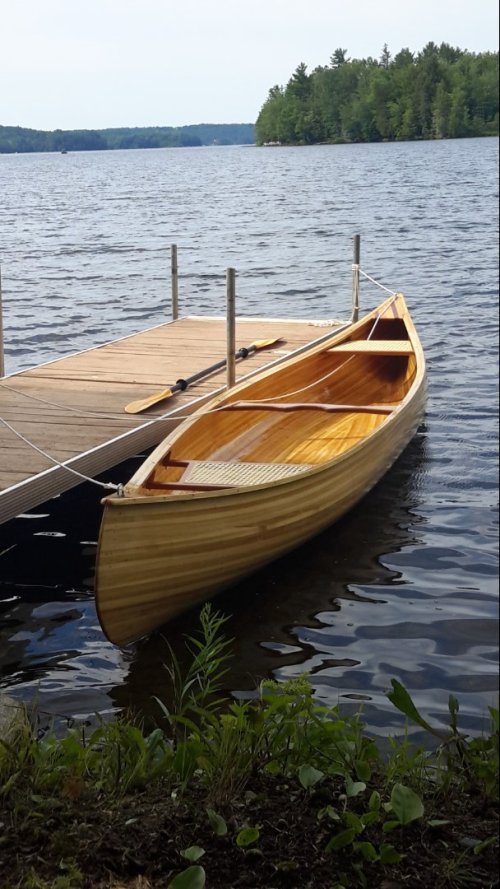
[{"xmin": 95, "ymin": 294, "xmax": 426, "ymax": 645}]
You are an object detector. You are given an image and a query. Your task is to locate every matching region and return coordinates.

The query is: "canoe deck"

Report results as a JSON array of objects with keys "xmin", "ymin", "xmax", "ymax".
[{"xmin": 0, "ymin": 315, "xmax": 344, "ymax": 525}]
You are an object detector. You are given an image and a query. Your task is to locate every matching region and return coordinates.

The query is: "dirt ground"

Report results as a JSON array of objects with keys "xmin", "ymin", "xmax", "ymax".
[{"xmin": 1, "ymin": 774, "xmax": 497, "ymax": 888}]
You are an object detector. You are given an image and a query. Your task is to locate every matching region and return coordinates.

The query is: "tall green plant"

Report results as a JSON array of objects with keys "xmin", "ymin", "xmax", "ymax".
[{"xmin": 157, "ymin": 604, "xmax": 234, "ymax": 723}]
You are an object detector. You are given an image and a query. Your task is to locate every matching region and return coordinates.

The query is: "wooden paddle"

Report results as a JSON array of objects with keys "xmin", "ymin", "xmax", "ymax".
[{"xmin": 124, "ymin": 337, "xmax": 284, "ymax": 414}]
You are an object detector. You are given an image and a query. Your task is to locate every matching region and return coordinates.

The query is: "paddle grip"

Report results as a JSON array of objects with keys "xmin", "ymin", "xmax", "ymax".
[{"xmin": 175, "ymin": 379, "xmax": 188, "ymax": 391}]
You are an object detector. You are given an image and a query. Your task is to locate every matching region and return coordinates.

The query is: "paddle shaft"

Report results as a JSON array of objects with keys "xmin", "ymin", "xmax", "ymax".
[{"xmin": 170, "ymin": 344, "xmax": 259, "ymax": 395}]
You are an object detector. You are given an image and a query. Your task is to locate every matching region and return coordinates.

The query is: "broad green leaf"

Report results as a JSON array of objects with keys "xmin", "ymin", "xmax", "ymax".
[
  {"xmin": 382, "ymin": 819, "xmax": 400, "ymax": 833},
  {"xmin": 318, "ymin": 805, "xmax": 341, "ymax": 822},
  {"xmin": 390, "ymin": 783, "xmax": 424, "ymax": 825},
  {"xmin": 346, "ymin": 779, "xmax": 366, "ymax": 798},
  {"xmin": 298, "ymin": 764, "xmax": 324, "ymax": 789},
  {"xmin": 206, "ymin": 808, "xmax": 227, "ymax": 836},
  {"xmin": 168, "ymin": 865, "xmax": 206, "ymax": 889},
  {"xmin": 181, "ymin": 846, "xmax": 205, "ymax": 862},
  {"xmin": 325, "ymin": 828, "xmax": 356, "ymax": 851},
  {"xmin": 379, "ymin": 843, "xmax": 402, "ymax": 864},
  {"xmin": 353, "ymin": 841, "xmax": 379, "ymax": 862},
  {"xmin": 360, "ymin": 811, "xmax": 379, "ymax": 828},
  {"xmin": 343, "ymin": 811, "xmax": 364, "ymax": 834},
  {"xmin": 427, "ymin": 819, "xmax": 452, "ymax": 828},
  {"xmin": 236, "ymin": 826, "xmax": 260, "ymax": 847},
  {"xmin": 368, "ymin": 790, "xmax": 381, "ymax": 812}
]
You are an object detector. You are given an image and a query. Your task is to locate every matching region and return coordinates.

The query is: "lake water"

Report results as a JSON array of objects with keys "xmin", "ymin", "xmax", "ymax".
[{"xmin": 0, "ymin": 138, "xmax": 498, "ymax": 740}]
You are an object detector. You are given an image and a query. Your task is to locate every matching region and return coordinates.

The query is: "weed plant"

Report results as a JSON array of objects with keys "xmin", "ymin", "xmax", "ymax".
[{"xmin": 0, "ymin": 604, "xmax": 498, "ymax": 889}]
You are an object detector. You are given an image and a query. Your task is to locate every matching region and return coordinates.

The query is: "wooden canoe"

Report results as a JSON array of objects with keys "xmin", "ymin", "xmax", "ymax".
[{"xmin": 95, "ymin": 293, "xmax": 426, "ymax": 645}]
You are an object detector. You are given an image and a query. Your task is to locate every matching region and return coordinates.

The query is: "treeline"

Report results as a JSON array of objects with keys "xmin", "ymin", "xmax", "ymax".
[
  {"xmin": 0, "ymin": 123, "xmax": 255, "ymax": 154},
  {"xmin": 256, "ymin": 43, "xmax": 499, "ymax": 145}
]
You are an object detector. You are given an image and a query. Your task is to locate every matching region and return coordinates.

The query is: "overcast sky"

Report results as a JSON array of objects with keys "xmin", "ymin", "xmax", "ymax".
[{"xmin": 2, "ymin": 0, "xmax": 498, "ymax": 131}]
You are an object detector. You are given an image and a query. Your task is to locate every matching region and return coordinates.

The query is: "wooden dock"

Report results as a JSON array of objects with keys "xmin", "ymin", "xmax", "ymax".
[{"xmin": 0, "ymin": 315, "xmax": 344, "ymax": 526}]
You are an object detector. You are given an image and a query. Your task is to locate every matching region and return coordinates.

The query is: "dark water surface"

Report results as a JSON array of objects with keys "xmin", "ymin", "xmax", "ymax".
[{"xmin": 0, "ymin": 139, "xmax": 498, "ymax": 737}]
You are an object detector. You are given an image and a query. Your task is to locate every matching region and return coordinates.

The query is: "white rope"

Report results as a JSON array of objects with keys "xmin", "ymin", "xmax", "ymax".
[
  {"xmin": 359, "ymin": 269, "xmax": 397, "ymax": 295},
  {"xmin": 0, "ymin": 415, "xmax": 121, "ymax": 492}
]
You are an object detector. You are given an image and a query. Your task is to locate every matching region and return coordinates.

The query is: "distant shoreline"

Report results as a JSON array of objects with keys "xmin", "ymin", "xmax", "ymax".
[
  {"xmin": 2, "ymin": 131, "xmax": 497, "ymax": 156},
  {"xmin": 0, "ymin": 122, "xmax": 256, "ymax": 154}
]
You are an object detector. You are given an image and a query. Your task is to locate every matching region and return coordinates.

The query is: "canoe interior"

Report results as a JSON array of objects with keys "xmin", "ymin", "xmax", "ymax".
[{"xmin": 135, "ymin": 313, "xmax": 418, "ymax": 495}]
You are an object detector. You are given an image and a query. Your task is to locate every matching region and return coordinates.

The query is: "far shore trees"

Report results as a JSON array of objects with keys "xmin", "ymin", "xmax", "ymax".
[{"xmin": 256, "ymin": 43, "xmax": 499, "ymax": 145}]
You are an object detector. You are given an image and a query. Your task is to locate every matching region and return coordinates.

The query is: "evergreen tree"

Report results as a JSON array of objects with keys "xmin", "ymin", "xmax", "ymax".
[{"xmin": 255, "ymin": 43, "xmax": 498, "ymax": 145}]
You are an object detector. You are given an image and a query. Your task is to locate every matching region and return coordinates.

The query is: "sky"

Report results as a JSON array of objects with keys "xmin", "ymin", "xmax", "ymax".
[{"xmin": 1, "ymin": 0, "xmax": 499, "ymax": 131}]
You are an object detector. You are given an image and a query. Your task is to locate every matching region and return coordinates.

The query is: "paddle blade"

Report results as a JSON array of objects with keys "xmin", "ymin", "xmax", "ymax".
[
  {"xmin": 250, "ymin": 337, "xmax": 284, "ymax": 350},
  {"xmin": 124, "ymin": 387, "xmax": 175, "ymax": 414}
]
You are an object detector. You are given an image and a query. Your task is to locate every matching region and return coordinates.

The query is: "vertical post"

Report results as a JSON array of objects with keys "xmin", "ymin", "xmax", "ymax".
[
  {"xmin": 226, "ymin": 267, "xmax": 236, "ymax": 389},
  {"xmin": 171, "ymin": 244, "xmax": 179, "ymax": 320},
  {"xmin": 0, "ymin": 266, "xmax": 5, "ymax": 378},
  {"xmin": 351, "ymin": 234, "xmax": 360, "ymax": 323}
]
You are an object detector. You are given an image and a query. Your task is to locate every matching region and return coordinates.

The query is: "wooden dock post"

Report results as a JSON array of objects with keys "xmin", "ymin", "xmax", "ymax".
[
  {"xmin": 171, "ymin": 244, "xmax": 179, "ymax": 320},
  {"xmin": 226, "ymin": 268, "xmax": 236, "ymax": 389},
  {"xmin": 351, "ymin": 234, "xmax": 360, "ymax": 322},
  {"xmin": 0, "ymin": 266, "xmax": 5, "ymax": 378}
]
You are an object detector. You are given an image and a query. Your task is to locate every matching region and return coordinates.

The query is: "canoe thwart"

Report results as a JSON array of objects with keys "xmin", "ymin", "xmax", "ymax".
[{"xmin": 218, "ymin": 401, "xmax": 397, "ymax": 415}]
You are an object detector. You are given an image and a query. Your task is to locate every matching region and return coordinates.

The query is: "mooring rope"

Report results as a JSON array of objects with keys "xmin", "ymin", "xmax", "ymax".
[
  {"xmin": 0, "ymin": 415, "xmax": 122, "ymax": 493},
  {"xmin": 359, "ymin": 269, "xmax": 397, "ymax": 295}
]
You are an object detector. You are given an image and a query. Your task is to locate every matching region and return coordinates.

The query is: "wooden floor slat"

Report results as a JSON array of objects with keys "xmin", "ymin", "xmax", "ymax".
[{"xmin": 0, "ymin": 315, "xmax": 343, "ymax": 525}]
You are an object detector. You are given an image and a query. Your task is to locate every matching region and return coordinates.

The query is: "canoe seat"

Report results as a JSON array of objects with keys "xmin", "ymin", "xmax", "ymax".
[
  {"xmin": 183, "ymin": 460, "xmax": 312, "ymax": 487},
  {"xmin": 147, "ymin": 459, "xmax": 314, "ymax": 491},
  {"xmin": 328, "ymin": 339, "xmax": 412, "ymax": 355}
]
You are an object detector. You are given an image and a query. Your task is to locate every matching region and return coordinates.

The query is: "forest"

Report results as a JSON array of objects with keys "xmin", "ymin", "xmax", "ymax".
[
  {"xmin": 255, "ymin": 43, "xmax": 499, "ymax": 145},
  {"xmin": 0, "ymin": 122, "xmax": 255, "ymax": 154}
]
